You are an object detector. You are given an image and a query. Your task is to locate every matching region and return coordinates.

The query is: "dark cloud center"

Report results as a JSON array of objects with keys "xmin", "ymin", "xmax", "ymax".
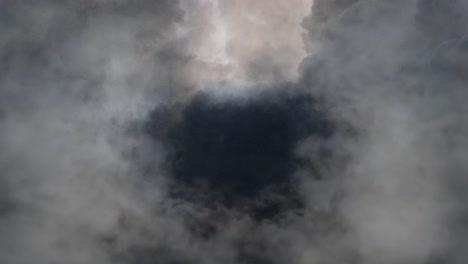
[{"xmin": 145, "ymin": 89, "xmax": 334, "ymax": 219}]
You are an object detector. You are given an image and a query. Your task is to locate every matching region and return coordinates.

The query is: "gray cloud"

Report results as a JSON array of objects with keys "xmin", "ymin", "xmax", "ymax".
[
  {"xmin": 301, "ymin": 0, "xmax": 468, "ymax": 263},
  {"xmin": 1, "ymin": 1, "xmax": 468, "ymax": 264}
]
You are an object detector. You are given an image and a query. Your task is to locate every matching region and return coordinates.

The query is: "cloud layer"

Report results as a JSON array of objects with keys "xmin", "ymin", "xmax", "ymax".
[{"xmin": 1, "ymin": 1, "xmax": 468, "ymax": 264}]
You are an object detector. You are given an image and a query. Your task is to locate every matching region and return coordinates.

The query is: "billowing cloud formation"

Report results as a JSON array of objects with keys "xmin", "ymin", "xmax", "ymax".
[
  {"xmin": 1, "ymin": 1, "xmax": 468, "ymax": 264},
  {"xmin": 301, "ymin": 1, "xmax": 468, "ymax": 263}
]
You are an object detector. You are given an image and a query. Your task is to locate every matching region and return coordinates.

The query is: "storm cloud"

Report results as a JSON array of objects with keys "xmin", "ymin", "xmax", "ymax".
[{"xmin": 1, "ymin": 1, "xmax": 468, "ymax": 264}]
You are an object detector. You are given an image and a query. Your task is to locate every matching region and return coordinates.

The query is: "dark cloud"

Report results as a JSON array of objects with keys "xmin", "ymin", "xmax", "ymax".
[
  {"xmin": 144, "ymin": 86, "xmax": 334, "ymax": 220},
  {"xmin": 2, "ymin": 0, "xmax": 468, "ymax": 264}
]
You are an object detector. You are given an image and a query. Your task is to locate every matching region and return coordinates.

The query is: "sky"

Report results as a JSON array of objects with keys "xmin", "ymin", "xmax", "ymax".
[{"xmin": 1, "ymin": 1, "xmax": 468, "ymax": 264}]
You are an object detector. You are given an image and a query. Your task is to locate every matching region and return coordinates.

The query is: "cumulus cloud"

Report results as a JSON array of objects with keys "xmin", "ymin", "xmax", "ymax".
[
  {"xmin": 1, "ymin": 1, "xmax": 468, "ymax": 264},
  {"xmin": 301, "ymin": 1, "xmax": 468, "ymax": 263}
]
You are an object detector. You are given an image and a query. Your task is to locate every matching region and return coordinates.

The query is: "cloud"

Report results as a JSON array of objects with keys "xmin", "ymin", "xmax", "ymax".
[
  {"xmin": 300, "ymin": 0, "xmax": 468, "ymax": 263},
  {"xmin": 2, "ymin": 1, "xmax": 468, "ymax": 264}
]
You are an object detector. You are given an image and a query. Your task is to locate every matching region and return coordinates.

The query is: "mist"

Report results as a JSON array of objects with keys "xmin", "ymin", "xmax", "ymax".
[{"xmin": 1, "ymin": 1, "xmax": 468, "ymax": 264}]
